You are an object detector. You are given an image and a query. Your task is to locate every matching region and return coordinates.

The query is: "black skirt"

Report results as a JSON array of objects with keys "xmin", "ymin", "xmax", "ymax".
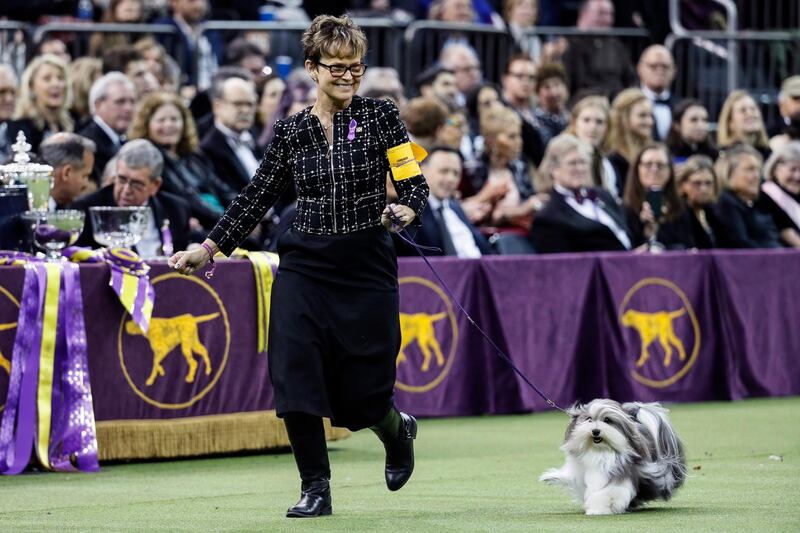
[{"xmin": 267, "ymin": 225, "xmax": 400, "ymax": 430}]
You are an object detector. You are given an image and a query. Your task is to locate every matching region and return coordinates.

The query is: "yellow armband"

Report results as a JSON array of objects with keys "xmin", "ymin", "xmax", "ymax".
[{"xmin": 386, "ymin": 141, "xmax": 428, "ymax": 181}]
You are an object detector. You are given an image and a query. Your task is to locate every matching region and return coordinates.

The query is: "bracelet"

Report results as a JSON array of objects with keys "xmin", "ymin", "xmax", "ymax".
[{"xmin": 200, "ymin": 242, "xmax": 216, "ymax": 279}]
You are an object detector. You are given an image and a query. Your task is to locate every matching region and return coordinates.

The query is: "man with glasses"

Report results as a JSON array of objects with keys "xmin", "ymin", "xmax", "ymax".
[
  {"xmin": 72, "ymin": 139, "xmax": 191, "ymax": 257},
  {"xmin": 636, "ymin": 45, "xmax": 676, "ymax": 141},
  {"xmin": 201, "ymin": 76, "xmax": 261, "ymax": 192},
  {"xmin": 79, "ymin": 72, "xmax": 137, "ymax": 189},
  {"xmin": 440, "ymin": 42, "xmax": 483, "ymax": 106}
]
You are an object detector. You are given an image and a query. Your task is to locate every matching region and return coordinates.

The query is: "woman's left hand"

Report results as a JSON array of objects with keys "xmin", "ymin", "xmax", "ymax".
[{"xmin": 381, "ymin": 203, "xmax": 416, "ymax": 233}]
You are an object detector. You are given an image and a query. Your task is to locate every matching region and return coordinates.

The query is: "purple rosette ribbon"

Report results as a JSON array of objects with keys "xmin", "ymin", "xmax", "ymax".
[{"xmin": 347, "ymin": 118, "xmax": 357, "ymax": 141}]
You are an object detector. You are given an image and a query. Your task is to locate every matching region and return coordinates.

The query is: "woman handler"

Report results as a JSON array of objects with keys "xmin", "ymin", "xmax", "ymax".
[{"xmin": 168, "ymin": 15, "xmax": 429, "ymax": 518}]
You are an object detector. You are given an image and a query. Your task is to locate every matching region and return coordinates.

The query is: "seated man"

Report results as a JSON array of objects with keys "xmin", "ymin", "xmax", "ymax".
[
  {"xmin": 397, "ymin": 146, "xmax": 491, "ymax": 257},
  {"xmin": 71, "ymin": 139, "xmax": 191, "ymax": 258},
  {"xmin": 39, "ymin": 132, "xmax": 96, "ymax": 209}
]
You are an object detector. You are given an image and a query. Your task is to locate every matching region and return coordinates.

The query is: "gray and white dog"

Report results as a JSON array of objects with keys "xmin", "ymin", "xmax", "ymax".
[{"xmin": 540, "ymin": 399, "xmax": 686, "ymax": 515}]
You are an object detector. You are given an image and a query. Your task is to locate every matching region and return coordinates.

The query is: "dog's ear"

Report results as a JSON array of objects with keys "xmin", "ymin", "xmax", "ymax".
[
  {"xmin": 621, "ymin": 402, "xmax": 640, "ymax": 421},
  {"xmin": 566, "ymin": 403, "xmax": 583, "ymax": 418}
]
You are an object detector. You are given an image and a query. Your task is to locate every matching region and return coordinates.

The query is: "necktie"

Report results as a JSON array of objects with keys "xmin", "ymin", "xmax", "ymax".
[{"xmin": 436, "ymin": 204, "xmax": 458, "ymax": 256}]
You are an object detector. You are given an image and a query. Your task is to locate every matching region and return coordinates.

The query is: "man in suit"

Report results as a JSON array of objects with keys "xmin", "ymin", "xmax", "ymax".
[
  {"xmin": 637, "ymin": 45, "xmax": 676, "ymax": 141},
  {"xmin": 78, "ymin": 72, "xmax": 136, "ymax": 188},
  {"xmin": 39, "ymin": 133, "xmax": 96, "ymax": 210},
  {"xmin": 71, "ymin": 139, "xmax": 191, "ymax": 258},
  {"xmin": 531, "ymin": 135, "xmax": 632, "ymax": 253},
  {"xmin": 155, "ymin": 0, "xmax": 223, "ymax": 90},
  {"xmin": 398, "ymin": 146, "xmax": 491, "ymax": 257},
  {"xmin": 200, "ymin": 76, "xmax": 260, "ymax": 192}
]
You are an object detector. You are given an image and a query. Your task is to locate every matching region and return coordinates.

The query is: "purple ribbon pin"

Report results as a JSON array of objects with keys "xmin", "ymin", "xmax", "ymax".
[{"xmin": 347, "ymin": 119, "xmax": 357, "ymax": 141}]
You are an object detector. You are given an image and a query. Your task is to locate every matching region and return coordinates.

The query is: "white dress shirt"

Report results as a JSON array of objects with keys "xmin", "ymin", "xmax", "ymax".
[
  {"xmin": 93, "ymin": 116, "xmax": 124, "ymax": 147},
  {"xmin": 554, "ymin": 184, "xmax": 631, "ymax": 249},
  {"xmin": 216, "ymin": 121, "xmax": 260, "ymax": 180},
  {"xmin": 428, "ymin": 196, "xmax": 482, "ymax": 258},
  {"xmin": 641, "ymin": 86, "xmax": 672, "ymax": 141},
  {"xmin": 137, "ymin": 206, "xmax": 161, "ymax": 259}
]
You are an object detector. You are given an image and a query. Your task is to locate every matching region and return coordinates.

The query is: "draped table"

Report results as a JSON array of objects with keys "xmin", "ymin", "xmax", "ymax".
[{"xmin": 0, "ymin": 249, "xmax": 798, "ymax": 461}]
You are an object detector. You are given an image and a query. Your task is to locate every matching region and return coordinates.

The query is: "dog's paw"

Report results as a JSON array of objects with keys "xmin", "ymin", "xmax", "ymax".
[{"xmin": 585, "ymin": 507, "xmax": 615, "ymax": 516}]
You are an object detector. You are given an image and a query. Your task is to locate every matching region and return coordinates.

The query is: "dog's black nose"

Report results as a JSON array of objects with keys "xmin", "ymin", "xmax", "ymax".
[{"xmin": 591, "ymin": 429, "xmax": 600, "ymax": 437}]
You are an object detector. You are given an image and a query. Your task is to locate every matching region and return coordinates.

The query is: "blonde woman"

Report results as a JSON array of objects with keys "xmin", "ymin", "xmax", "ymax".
[
  {"xmin": 68, "ymin": 57, "xmax": 103, "ymax": 128},
  {"xmin": 759, "ymin": 141, "xmax": 800, "ymax": 247},
  {"xmin": 7, "ymin": 54, "xmax": 73, "ymax": 152},
  {"xmin": 605, "ymin": 88, "xmax": 654, "ymax": 191},
  {"xmin": 717, "ymin": 89, "xmax": 771, "ymax": 160},
  {"xmin": 566, "ymin": 95, "xmax": 620, "ymax": 199},
  {"xmin": 466, "ymin": 104, "xmax": 545, "ymax": 253}
]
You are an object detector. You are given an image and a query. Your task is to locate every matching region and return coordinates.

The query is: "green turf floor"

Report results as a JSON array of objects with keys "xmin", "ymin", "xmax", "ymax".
[{"xmin": 0, "ymin": 397, "xmax": 798, "ymax": 532}]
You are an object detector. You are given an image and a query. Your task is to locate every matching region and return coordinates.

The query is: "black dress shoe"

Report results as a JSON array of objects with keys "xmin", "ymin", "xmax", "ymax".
[
  {"xmin": 382, "ymin": 412, "xmax": 417, "ymax": 491},
  {"xmin": 286, "ymin": 479, "xmax": 332, "ymax": 518}
]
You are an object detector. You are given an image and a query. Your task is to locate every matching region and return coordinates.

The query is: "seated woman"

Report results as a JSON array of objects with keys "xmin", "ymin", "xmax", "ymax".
[
  {"xmin": 717, "ymin": 90, "xmax": 771, "ymax": 160},
  {"xmin": 759, "ymin": 141, "xmax": 800, "ymax": 248},
  {"xmin": 665, "ymin": 99, "xmax": 719, "ymax": 164},
  {"xmin": 713, "ymin": 144, "xmax": 781, "ymax": 248},
  {"xmin": 657, "ymin": 155, "xmax": 724, "ymax": 249},
  {"xmin": 128, "ymin": 91, "xmax": 237, "ymax": 229},
  {"xmin": 605, "ymin": 88, "xmax": 654, "ymax": 194},
  {"xmin": 6, "ymin": 54, "xmax": 73, "ymax": 152},
  {"xmin": 463, "ymin": 105, "xmax": 546, "ymax": 254},
  {"xmin": 566, "ymin": 95, "xmax": 620, "ymax": 201},
  {"xmin": 530, "ymin": 133, "xmax": 632, "ymax": 253},
  {"xmin": 622, "ymin": 143, "xmax": 683, "ymax": 249}
]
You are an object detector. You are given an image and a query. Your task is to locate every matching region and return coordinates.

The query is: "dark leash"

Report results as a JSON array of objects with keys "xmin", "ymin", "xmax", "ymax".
[{"xmin": 388, "ymin": 212, "xmax": 568, "ymax": 415}]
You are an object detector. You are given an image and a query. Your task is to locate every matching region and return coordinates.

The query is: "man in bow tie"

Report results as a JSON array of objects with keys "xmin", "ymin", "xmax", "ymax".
[
  {"xmin": 637, "ymin": 45, "xmax": 676, "ymax": 141},
  {"xmin": 201, "ymin": 76, "xmax": 261, "ymax": 192}
]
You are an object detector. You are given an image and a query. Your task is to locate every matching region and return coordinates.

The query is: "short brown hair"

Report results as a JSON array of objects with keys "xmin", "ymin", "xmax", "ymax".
[
  {"xmin": 401, "ymin": 97, "xmax": 449, "ymax": 138},
  {"xmin": 535, "ymin": 62, "xmax": 568, "ymax": 93},
  {"xmin": 302, "ymin": 15, "xmax": 368, "ymax": 62}
]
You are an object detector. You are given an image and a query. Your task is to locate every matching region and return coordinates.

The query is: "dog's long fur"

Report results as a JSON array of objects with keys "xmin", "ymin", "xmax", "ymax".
[{"xmin": 539, "ymin": 399, "xmax": 686, "ymax": 515}]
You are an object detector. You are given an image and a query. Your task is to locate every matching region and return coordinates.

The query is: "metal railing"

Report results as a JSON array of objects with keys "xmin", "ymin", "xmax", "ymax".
[
  {"xmin": 199, "ymin": 19, "xmax": 403, "ymax": 84},
  {"xmin": 33, "ymin": 22, "xmax": 179, "ymax": 62},
  {"xmin": 666, "ymin": 31, "xmax": 800, "ymax": 127}
]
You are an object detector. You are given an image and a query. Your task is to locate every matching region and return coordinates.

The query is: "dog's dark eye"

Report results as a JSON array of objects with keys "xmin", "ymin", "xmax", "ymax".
[
  {"xmin": 586, "ymin": 417, "xmax": 592, "ymax": 422},
  {"xmin": 604, "ymin": 417, "xmax": 612, "ymax": 424}
]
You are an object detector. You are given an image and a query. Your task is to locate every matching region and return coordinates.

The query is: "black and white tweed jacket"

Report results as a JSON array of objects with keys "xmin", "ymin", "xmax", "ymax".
[{"xmin": 208, "ymin": 96, "xmax": 429, "ymax": 255}]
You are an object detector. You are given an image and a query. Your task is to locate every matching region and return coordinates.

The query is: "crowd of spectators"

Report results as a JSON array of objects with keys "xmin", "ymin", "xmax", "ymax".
[{"xmin": 1, "ymin": 0, "xmax": 799, "ymax": 258}]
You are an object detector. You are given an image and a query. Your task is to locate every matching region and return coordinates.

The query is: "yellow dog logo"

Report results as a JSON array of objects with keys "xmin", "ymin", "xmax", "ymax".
[
  {"xmin": 618, "ymin": 277, "xmax": 701, "ymax": 389},
  {"xmin": 125, "ymin": 313, "xmax": 219, "ymax": 386},
  {"xmin": 397, "ymin": 312, "xmax": 447, "ymax": 372},
  {"xmin": 621, "ymin": 309, "xmax": 687, "ymax": 368},
  {"xmin": 0, "ymin": 322, "xmax": 16, "ymax": 374}
]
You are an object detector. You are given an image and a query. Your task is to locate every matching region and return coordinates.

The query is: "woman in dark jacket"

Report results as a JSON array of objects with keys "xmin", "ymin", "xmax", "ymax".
[
  {"xmin": 713, "ymin": 144, "xmax": 781, "ymax": 248},
  {"xmin": 168, "ymin": 16, "xmax": 429, "ymax": 518},
  {"xmin": 665, "ymin": 99, "xmax": 719, "ymax": 164}
]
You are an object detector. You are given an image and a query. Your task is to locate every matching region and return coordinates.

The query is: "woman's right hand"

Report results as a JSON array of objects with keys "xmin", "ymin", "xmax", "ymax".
[{"xmin": 168, "ymin": 247, "xmax": 211, "ymax": 276}]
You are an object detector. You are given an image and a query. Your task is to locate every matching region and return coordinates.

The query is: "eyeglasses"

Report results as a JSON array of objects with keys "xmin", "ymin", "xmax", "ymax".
[
  {"xmin": 223, "ymin": 99, "xmax": 257, "ymax": 109},
  {"xmin": 507, "ymin": 73, "xmax": 536, "ymax": 82},
  {"xmin": 316, "ymin": 61, "xmax": 367, "ymax": 78},
  {"xmin": 115, "ymin": 174, "xmax": 149, "ymax": 192},
  {"xmin": 452, "ymin": 64, "xmax": 480, "ymax": 74},
  {"xmin": 639, "ymin": 161, "xmax": 670, "ymax": 170},
  {"xmin": 645, "ymin": 62, "xmax": 674, "ymax": 71}
]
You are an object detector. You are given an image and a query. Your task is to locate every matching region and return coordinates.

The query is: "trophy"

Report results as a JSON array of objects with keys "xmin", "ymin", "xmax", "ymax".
[{"xmin": 0, "ymin": 131, "xmax": 54, "ymax": 212}]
